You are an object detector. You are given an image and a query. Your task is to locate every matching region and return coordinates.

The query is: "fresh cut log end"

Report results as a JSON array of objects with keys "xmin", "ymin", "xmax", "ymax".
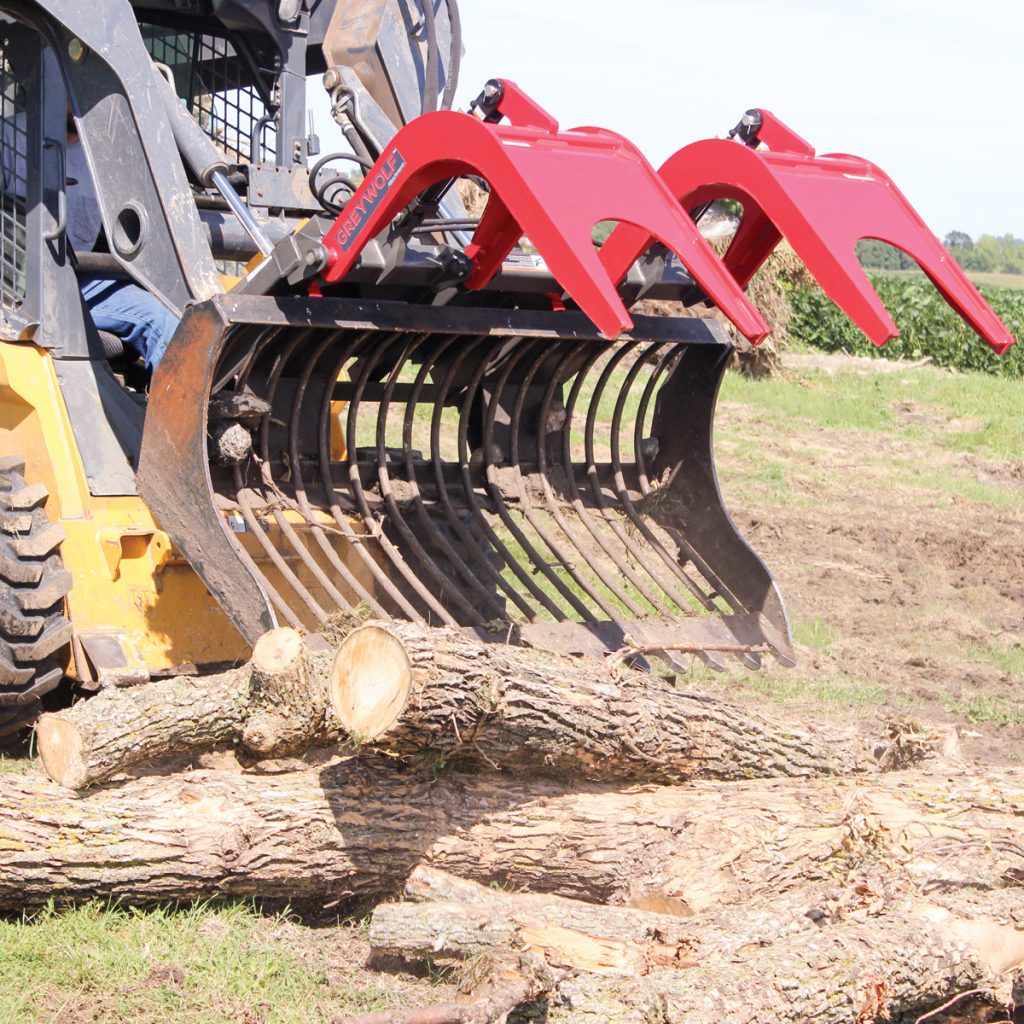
[
  {"xmin": 35, "ymin": 713, "xmax": 85, "ymax": 790},
  {"xmin": 251, "ymin": 627, "xmax": 306, "ymax": 675},
  {"xmin": 329, "ymin": 624, "xmax": 413, "ymax": 742}
]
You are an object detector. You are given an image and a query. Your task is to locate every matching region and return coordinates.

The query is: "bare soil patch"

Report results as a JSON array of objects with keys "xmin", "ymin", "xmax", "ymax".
[{"xmin": 708, "ymin": 351, "xmax": 1024, "ymax": 765}]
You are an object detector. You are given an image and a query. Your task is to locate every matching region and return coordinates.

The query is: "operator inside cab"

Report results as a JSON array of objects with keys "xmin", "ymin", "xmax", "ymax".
[{"xmin": 66, "ymin": 105, "xmax": 179, "ymax": 372}]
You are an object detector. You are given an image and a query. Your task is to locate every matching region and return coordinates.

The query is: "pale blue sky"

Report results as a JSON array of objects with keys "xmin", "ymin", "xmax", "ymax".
[{"xmin": 452, "ymin": 0, "xmax": 1021, "ymax": 240}]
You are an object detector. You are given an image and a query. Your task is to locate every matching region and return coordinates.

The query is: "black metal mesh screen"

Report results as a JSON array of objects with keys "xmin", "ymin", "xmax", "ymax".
[
  {"xmin": 141, "ymin": 25, "xmax": 277, "ymax": 164},
  {"xmin": 0, "ymin": 32, "xmax": 27, "ymax": 312}
]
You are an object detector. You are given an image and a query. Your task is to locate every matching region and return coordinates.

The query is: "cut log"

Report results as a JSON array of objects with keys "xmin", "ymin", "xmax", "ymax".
[
  {"xmin": 241, "ymin": 628, "xmax": 321, "ymax": 758},
  {"xmin": 38, "ymin": 616, "xmax": 870, "ymax": 790},
  {"xmin": 1, "ymin": 761, "xmax": 1022, "ymax": 913},
  {"xmin": 371, "ymin": 867, "xmax": 1024, "ymax": 1021},
  {"xmin": 329, "ymin": 622, "xmax": 871, "ymax": 782},
  {"xmin": 36, "ymin": 664, "xmax": 250, "ymax": 790},
  {"xmin": 549, "ymin": 909, "xmax": 1024, "ymax": 1024},
  {"xmin": 370, "ymin": 867, "xmax": 697, "ymax": 976},
  {"xmin": 36, "ymin": 627, "xmax": 327, "ymax": 789}
]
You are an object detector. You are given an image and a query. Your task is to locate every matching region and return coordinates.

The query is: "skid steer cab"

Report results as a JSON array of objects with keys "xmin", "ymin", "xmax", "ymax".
[{"xmin": 0, "ymin": 0, "xmax": 1014, "ymax": 742}]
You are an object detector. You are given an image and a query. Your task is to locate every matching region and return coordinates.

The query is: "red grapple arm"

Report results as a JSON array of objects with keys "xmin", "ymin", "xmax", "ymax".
[
  {"xmin": 319, "ymin": 82, "xmax": 769, "ymax": 342},
  {"xmin": 600, "ymin": 109, "xmax": 1015, "ymax": 355}
]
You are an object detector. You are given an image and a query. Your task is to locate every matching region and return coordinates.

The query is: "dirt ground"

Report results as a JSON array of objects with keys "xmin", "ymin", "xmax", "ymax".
[{"xmin": 708, "ymin": 351, "xmax": 1024, "ymax": 764}]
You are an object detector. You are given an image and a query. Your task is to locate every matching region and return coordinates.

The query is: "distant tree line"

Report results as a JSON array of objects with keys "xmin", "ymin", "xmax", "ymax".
[{"xmin": 857, "ymin": 233, "xmax": 1024, "ymax": 276}]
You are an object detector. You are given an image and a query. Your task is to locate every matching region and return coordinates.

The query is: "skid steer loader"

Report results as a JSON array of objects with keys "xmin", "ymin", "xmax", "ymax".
[{"xmin": 0, "ymin": 0, "xmax": 1015, "ymax": 741}]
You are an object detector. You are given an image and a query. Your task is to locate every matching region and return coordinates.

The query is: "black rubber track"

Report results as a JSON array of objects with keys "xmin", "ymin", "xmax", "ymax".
[{"xmin": 0, "ymin": 456, "xmax": 72, "ymax": 744}]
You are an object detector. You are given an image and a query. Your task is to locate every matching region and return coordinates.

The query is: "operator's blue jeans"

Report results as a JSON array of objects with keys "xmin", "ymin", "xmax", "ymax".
[{"xmin": 80, "ymin": 275, "xmax": 180, "ymax": 371}]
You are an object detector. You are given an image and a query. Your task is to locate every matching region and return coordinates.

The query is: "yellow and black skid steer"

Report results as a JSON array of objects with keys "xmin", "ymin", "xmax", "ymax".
[{"xmin": 0, "ymin": 0, "xmax": 1015, "ymax": 741}]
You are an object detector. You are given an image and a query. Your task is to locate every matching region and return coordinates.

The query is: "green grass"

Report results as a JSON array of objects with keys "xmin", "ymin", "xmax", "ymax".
[
  {"xmin": 966, "ymin": 271, "xmax": 1024, "ymax": 292},
  {"xmin": 720, "ymin": 363, "xmax": 1024, "ymax": 464},
  {"xmin": 0, "ymin": 755, "xmax": 31, "ymax": 775},
  {"xmin": 0, "ymin": 902, "xmax": 395, "ymax": 1024},
  {"xmin": 944, "ymin": 693, "xmax": 1024, "ymax": 725},
  {"xmin": 744, "ymin": 671, "xmax": 885, "ymax": 707},
  {"xmin": 967, "ymin": 642, "xmax": 1024, "ymax": 679},
  {"xmin": 888, "ymin": 460, "xmax": 1023, "ymax": 510},
  {"xmin": 721, "ymin": 371, "xmax": 895, "ymax": 433},
  {"xmin": 879, "ymin": 267, "xmax": 1024, "ymax": 292},
  {"xmin": 792, "ymin": 618, "xmax": 835, "ymax": 653}
]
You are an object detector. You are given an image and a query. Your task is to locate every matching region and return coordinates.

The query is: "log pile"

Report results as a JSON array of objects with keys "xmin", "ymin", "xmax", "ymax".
[
  {"xmin": 34, "ymin": 622, "xmax": 870, "ymax": 790},
  {"xmin": 5, "ymin": 620, "xmax": 1022, "ymax": 1022}
]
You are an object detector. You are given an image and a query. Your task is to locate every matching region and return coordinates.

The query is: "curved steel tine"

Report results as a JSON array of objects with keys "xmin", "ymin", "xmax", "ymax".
[
  {"xmin": 558, "ymin": 346, "xmax": 672, "ymax": 616},
  {"xmin": 229, "ymin": 482, "xmax": 327, "ymax": 624},
  {"xmin": 481, "ymin": 340, "xmax": 602, "ymax": 622},
  {"xmin": 316, "ymin": 332, "xmax": 429, "ymax": 622},
  {"xmin": 432, "ymin": 337, "xmax": 555, "ymax": 621},
  {"xmin": 505, "ymin": 341, "xmax": 633, "ymax": 622},
  {"xmin": 212, "ymin": 324, "xmax": 281, "ymax": 396},
  {"xmin": 210, "ymin": 324, "xmax": 308, "ymax": 631},
  {"xmin": 628, "ymin": 347, "xmax": 764, "ymax": 670},
  {"xmin": 374, "ymin": 335, "xmax": 497, "ymax": 622},
  {"xmin": 464, "ymin": 340, "xmax": 593, "ymax": 622},
  {"xmin": 631, "ymin": 347, "xmax": 750, "ymax": 617},
  {"xmin": 254, "ymin": 325, "xmax": 365, "ymax": 618},
  {"xmin": 634, "ymin": 345, "xmax": 682, "ymax": 496},
  {"xmin": 288, "ymin": 328, "xmax": 394, "ymax": 620},
  {"xmin": 348, "ymin": 331, "xmax": 468, "ymax": 626},
  {"xmin": 532, "ymin": 344, "xmax": 652, "ymax": 620},
  {"xmin": 606, "ymin": 343, "xmax": 723, "ymax": 613},
  {"xmin": 572, "ymin": 344, "xmax": 714, "ymax": 614},
  {"xmin": 226, "ymin": 326, "xmax": 329, "ymax": 625},
  {"xmin": 397, "ymin": 335, "xmax": 512, "ymax": 622}
]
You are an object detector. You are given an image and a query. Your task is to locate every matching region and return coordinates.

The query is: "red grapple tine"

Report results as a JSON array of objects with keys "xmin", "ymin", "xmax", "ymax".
[
  {"xmin": 814, "ymin": 152, "xmax": 1016, "ymax": 355},
  {"xmin": 318, "ymin": 94, "xmax": 768, "ymax": 341},
  {"xmin": 467, "ymin": 126, "xmax": 769, "ymax": 341},
  {"xmin": 606, "ymin": 114, "xmax": 1016, "ymax": 355}
]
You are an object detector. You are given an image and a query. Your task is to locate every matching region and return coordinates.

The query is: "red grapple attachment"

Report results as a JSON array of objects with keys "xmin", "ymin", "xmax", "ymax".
[
  {"xmin": 320, "ymin": 81, "xmax": 769, "ymax": 342},
  {"xmin": 600, "ymin": 109, "xmax": 1016, "ymax": 355}
]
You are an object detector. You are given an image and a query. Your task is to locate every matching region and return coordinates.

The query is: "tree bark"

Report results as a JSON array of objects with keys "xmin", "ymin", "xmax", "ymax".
[
  {"xmin": 370, "ymin": 867, "xmax": 696, "ymax": 976},
  {"xmin": 1, "ymin": 761, "xmax": 1021, "ymax": 913},
  {"xmin": 36, "ymin": 628, "xmax": 330, "ymax": 789},
  {"xmin": 35, "ymin": 665, "xmax": 250, "ymax": 790},
  {"xmin": 370, "ymin": 868, "xmax": 1024, "ymax": 1021},
  {"xmin": 241, "ymin": 628, "xmax": 321, "ymax": 758},
  {"xmin": 549, "ymin": 909, "xmax": 1024, "ymax": 1024},
  {"xmin": 329, "ymin": 622, "xmax": 870, "ymax": 782}
]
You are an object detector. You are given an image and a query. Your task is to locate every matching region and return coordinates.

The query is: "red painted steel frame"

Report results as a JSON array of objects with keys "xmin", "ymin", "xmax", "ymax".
[
  {"xmin": 319, "ymin": 81, "xmax": 769, "ymax": 342},
  {"xmin": 600, "ymin": 110, "xmax": 1015, "ymax": 355}
]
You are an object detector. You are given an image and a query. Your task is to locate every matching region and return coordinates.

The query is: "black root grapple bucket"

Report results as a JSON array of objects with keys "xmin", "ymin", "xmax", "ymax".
[{"xmin": 139, "ymin": 295, "xmax": 794, "ymax": 669}]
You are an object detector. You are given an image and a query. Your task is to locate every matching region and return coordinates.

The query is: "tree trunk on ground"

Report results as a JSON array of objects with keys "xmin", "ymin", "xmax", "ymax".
[
  {"xmin": 370, "ymin": 867, "xmax": 1024, "ymax": 1021},
  {"xmin": 549, "ymin": 909, "xmax": 1024, "ymax": 1024},
  {"xmin": 36, "ymin": 628, "xmax": 328, "ymax": 789},
  {"xmin": 35, "ymin": 664, "xmax": 250, "ymax": 790},
  {"xmin": 329, "ymin": 622, "xmax": 870, "ymax": 782},
  {"xmin": 370, "ymin": 867, "xmax": 697, "ymax": 975},
  {"xmin": 1, "ymin": 761, "xmax": 1021, "ymax": 913},
  {"xmin": 38, "ymin": 616, "xmax": 879, "ymax": 791}
]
